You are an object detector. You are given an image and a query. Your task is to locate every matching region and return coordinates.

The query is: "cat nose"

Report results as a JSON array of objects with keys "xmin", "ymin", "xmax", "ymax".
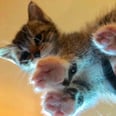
[{"xmin": 34, "ymin": 51, "xmax": 40, "ymax": 58}]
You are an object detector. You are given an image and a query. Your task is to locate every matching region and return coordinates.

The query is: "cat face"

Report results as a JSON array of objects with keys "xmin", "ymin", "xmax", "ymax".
[{"xmin": 0, "ymin": 2, "xmax": 59, "ymax": 72}]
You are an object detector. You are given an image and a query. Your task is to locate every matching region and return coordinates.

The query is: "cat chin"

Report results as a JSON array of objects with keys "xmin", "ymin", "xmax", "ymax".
[{"xmin": 19, "ymin": 64, "xmax": 35, "ymax": 72}]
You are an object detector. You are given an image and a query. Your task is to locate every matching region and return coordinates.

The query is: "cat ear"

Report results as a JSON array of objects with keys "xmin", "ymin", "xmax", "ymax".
[
  {"xmin": 28, "ymin": 1, "xmax": 51, "ymax": 23},
  {"xmin": 0, "ymin": 45, "xmax": 17, "ymax": 65}
]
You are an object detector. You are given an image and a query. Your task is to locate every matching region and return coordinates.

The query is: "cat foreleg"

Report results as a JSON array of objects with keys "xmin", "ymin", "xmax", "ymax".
[
  {"xmin": 30, "ymin": 56, "xmax": 69, "ymax": 91},
  {"xmin": 42, "ymin": 79, "xmax": 94, "ymax": 116}
]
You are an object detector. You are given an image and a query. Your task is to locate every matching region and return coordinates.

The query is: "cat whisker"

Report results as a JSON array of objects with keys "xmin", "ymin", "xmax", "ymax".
[{"xmin": 17, "ymin": 70, "xmax": 28, "ymax": 84}]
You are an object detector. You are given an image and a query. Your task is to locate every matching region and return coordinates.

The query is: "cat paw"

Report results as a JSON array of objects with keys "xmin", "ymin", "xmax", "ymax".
[
  {"xmin": 92, "ymin": 24, "xmax": 116, "ymax": 55},
  {"xmin": 30, "ymin": 56, "xmax": 69, "ymax": 91},
  {"xmin": 42, "ymin": 91, "xmax": 75, "ymax": 116}
]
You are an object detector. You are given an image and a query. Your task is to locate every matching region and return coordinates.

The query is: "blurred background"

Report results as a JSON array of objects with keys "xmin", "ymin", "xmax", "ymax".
[{"xmin": 0, "ymin": 0, "xmax": 116, "ymax": 116}]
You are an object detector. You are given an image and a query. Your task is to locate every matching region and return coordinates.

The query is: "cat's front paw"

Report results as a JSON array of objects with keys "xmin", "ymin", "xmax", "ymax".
[
  {"xmin": 92, "ymin": 24, "xmax": 116, "ymax": 55},
  {"xmin": 42, "ymin": 91, "xmax": 75, "ymax": 116},
  {"xmin": 30, "ymin": 56, "xmax": 69, "ymax": 91}
]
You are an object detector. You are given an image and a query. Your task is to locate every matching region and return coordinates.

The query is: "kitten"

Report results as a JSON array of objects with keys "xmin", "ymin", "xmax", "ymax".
[{"xmin": 1, "ymin": 1, "xmax": 116, "ymax": 116}]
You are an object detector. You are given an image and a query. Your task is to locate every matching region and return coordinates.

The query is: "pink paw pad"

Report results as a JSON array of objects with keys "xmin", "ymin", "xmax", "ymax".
[
  {"xmin": 92, "ymin": 24, "xmax": 116, "ymax": 55},
  {"xmin": 42, "ymin": 91, "xmax": 75, "ymax": 116},
  {"xmin": 30, "ymin": 56, "xmax": 69, "ymax": 91}
]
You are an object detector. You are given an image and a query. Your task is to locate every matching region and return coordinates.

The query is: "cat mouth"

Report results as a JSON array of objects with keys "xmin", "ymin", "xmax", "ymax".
[
  {"xmin": 19, "ymin": 59, "xmax": 39, "ymax": 72},
  {"xmin": 20, "ymin": 60, "xmax": 30, "ymax": 64}
]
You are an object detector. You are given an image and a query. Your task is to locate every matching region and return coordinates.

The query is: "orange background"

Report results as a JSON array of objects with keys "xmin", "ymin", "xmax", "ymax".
[{"xmin": 0, "ymin": 0, "xmax": 116, "ymax": 116}]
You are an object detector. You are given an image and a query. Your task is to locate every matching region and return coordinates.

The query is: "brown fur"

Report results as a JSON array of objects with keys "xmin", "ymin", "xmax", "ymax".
[{"xmin": 1, "ymin": 1, "xmax": 116, "ymax": 116}]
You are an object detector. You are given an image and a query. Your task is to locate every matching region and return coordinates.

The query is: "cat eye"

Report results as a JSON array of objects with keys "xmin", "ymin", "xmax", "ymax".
[
  {"xmin": 68, "ymin": 63, "xmax": 77, "ymax": 81},
  {"xmin": 34, "ymin": 34, "xmax": 42, "ymax": 45}
]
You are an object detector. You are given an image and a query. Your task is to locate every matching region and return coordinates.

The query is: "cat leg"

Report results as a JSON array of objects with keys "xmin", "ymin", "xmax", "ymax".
[
  {"xmin": 42, "ymin": 80, "xmax": 94, "ymax": 116},
  {"xmin": 30, "ymin": 56, "xmax": 69, "ymax": 91},
  {"xmin": 92, "ymin": 24, "xmax": 116, "ymax": 55}
]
